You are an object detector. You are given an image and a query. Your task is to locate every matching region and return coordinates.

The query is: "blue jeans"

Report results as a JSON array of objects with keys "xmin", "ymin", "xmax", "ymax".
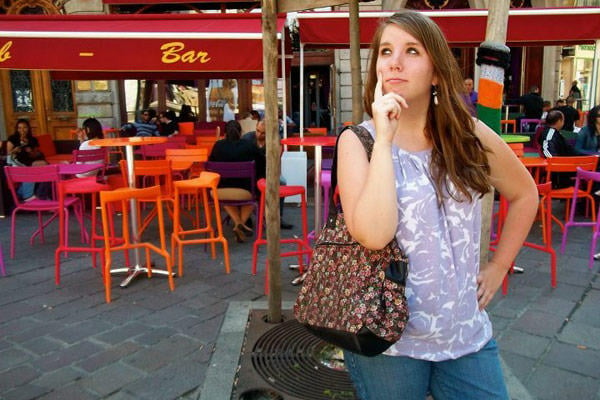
[
  {"xmin": 343, "ymin": 339, "xmax": 508, "ymax": 400},
  {"xmin": 17, "ymin": 182, "xmax": 35, "ymax": 200}
]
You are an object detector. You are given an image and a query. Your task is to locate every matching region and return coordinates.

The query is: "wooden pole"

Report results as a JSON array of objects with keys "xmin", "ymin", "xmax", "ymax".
[
  {"xmin": 262, "ymin": 0, "xmax": 282, "ymax": 323},
  {"xmin": 478, "ymin": 0, "xmax": 510, "ymax": 270},
  {"xmin": 349, "ymin": 0, "xmax": 363, "ymax": 124}
]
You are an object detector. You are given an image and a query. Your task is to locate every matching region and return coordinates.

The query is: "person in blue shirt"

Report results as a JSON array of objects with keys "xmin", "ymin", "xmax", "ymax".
[
  {"xmin": 575, "ymin": 105, "xmax": 600, "ymax": 156},
  {"xmin": 134, "ymin": 109, "xmax": 159, "ymax": 137}
]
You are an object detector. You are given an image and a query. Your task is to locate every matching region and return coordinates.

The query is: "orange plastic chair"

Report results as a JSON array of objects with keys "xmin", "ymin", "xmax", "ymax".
[
  {"xmin": 54, "ymin": 177, "xmax": 112, "ymax": 285},
  {"xmin": 119, "ymin": 159, "xmax": 175, "ymax": 235},
  {"xmin": 165, "ymin": 148, "xmax": 208, "ymax": 179},
  {"xmin": 544, "ymin": 155, "xmax": 599, "ymax": 231},
  {"xmin": 4, "ymin": 165, "xmax": 85, "ymax": 259},
  {"xmin": 178, "ymin": 122, "xmax": 195, "ymax": 136},
  {"xmin": 500, "ymin": 182, "xmax": 556, "ymax": 294},
  {"xmin": 252, "ymin": 178, "xmax": 312, "ymax": 294},
  {"xmin": 171, "ymin": 172, "xmax": 230, "ymax": 276},
  {"xmin": 100, "ymin": 185, "xmax": 174, "ymax": 303},
  {"xmin": 305, "ymin": 127, "xmax": 328, "ymax": 136},
  {"xmin": 501, "ymin": 119, "xmax": 516, "ymax": 133},
  {"xmin": 507, "ymin": 142, "xmax": 524, "ymax": 157}
]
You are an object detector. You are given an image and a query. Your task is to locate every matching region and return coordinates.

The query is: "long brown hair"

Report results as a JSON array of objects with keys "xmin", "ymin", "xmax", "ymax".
[{"xmin": 363, "ymin": 10, "xmax": 491, "ymax": 201}]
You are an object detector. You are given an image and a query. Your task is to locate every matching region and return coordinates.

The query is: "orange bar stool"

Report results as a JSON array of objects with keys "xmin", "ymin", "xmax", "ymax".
[
  {"xmin": 171, "ymin": 172, "xmax": 230, "ymax": 276},
  {"xmin": 54, "ymin": 177, "xmax": 112, "ymax": 285},
  {"xmin": 252, "ymin": 178, "xmax": 312, "ymax": 293},
  {"xmin": 100, "ymin": 185, "xmax": 174, "ymax": 303}
]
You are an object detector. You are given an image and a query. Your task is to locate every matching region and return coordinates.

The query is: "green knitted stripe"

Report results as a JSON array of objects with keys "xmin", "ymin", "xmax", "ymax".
[{"xmin": 477, "ymin": 104, "xmax": 501, "ymax": 135}]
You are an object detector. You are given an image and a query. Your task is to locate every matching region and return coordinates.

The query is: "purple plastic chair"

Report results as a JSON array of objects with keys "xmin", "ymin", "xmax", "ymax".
[
  {"xmin": 204, "ymin": 160, "xmax": 258, "ymax": 231},
  {"xmin": 560, "ymin": 167, "xmax": 600, "ymax": 269}
]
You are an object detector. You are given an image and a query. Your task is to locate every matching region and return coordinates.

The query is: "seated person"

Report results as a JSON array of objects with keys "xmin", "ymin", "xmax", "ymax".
[
  {"xmin": 209, "ymin": 120, "xmax": 261, "ymax": 243},
  {"xmin": 539, "ymin": 110, "xmax": 574, "ymax": 158},
  {"xmin": 6, "ymin": 119, "xmax": 48, "ymax": 201},
  {"xmin": 158, "ymin": 110, "xmax": 179, "ymax": 137},
  {"xmin": 75, "ymin": 117, "xmax": 104, "ymax": 177},
  {"xmin": 242, "ymin": 119, "xmax": 293, "ymax": 229},
  {"xmin": 134, "ymin": 109, "xmax": 159, "ymax": 137},
  {"xmin": 575, "ymin": 105, "xmax": 600, "ymax": 156}
]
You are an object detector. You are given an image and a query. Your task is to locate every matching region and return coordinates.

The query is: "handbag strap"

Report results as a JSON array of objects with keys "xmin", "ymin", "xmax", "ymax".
[{"xmin": 327, "ymin": 125, "xmax": 374, "ymax": 223}]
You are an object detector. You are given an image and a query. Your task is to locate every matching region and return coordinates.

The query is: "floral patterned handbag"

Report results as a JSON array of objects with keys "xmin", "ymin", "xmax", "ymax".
[{"xmin": 294, "ymin": 125, "xmax": 409, "ymax": 357}]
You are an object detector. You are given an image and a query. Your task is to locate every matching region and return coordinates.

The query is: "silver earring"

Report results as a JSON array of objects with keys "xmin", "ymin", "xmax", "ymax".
[{"xmin": 432, "ymin": 88, "xmax": 439, "ymax": 106}]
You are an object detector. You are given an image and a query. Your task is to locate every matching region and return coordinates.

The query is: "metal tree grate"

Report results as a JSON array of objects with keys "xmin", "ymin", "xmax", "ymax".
[{"xmin": 249, "ymin": 317, "xmax": 356, "ymax": 400}]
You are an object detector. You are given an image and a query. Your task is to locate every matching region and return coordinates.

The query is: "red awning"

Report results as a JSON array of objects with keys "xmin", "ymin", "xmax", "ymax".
[
  {"xmin": 0, "ymin": 13, "xmax": 286, "ymax": 79},
  {"xmin": 297, "ymin": 8, "xmax": 600, "ymax": 48}
]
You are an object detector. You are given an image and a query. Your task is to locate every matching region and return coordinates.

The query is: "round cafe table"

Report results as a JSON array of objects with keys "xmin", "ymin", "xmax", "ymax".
[
  {"xmin": 89, "ymin": 136, "xmax": 170, "ymax": 288},
  {"xmin": 281, "ymin": 136, "xmax": 337, "ymax": 236},
  {"xmin": 500, "ymin": 134, "xmax": 530, "ymax": 143}
]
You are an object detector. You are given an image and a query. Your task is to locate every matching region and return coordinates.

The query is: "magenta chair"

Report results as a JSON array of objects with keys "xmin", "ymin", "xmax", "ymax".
[
  {"xmin": 4, "ymin": 165, "xmax": 85, "ymax": 259},
  {"xmin": 560, "ymin": 167, "xmax": 600, "ymax": 269},
  {"xmin": 0, "ymin": 243, "xmax": 6, "ymax": 276}
]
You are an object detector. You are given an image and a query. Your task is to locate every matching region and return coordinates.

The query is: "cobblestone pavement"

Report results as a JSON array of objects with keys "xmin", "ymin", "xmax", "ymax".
[{"xmin": 0, "ymin": 199, "xmax": 599, "ymax": 399}]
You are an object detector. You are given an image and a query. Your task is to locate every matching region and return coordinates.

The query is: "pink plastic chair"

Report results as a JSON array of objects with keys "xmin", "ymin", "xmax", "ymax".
[
  {"xmin": 4, "ymin": 165, "xmax": 85, "ymax": 259},
  {"xmin": 560, "ymin": 167, "xmax": 600, "ymax": 269},
  {"xmin": 0, "ymin": 243, "xmax": 6, "ymax": 276}
]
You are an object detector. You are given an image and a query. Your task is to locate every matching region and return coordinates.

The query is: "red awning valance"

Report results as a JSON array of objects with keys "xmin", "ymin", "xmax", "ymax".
[
  {"xmin": 0, "ymin": 13, "xmax": 286, "ymax": 79},
  {"xmin": 297, "ymin": 8, "xmax": 600, "ymax": 48}
]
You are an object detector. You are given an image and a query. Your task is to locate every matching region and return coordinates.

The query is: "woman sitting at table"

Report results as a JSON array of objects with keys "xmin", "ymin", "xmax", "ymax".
[
  {"xmin": 209, "ymin": 120, "xmax": 261, "ymax": 242},
  {"xmin": 75, "ymin": 117, "xmax": 105, "ymax": 177},
  {"xmin": 6, "ymin": 118, "xmax": 48, "ymax": 201},
  {"xmin": 575, "ymin": 105, "xmax": 600, "ymax": 156}
]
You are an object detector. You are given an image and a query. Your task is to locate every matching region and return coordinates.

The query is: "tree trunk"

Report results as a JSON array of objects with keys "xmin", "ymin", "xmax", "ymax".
[{"xmin": 262, "ymin": 0, "xmax": 282, "ymax": 323}]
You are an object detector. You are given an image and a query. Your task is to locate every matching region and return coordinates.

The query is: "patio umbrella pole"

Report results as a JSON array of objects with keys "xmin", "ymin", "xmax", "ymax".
[
  {"xmin": 477, "ymin": 1, "xmax": 510, "ymax": 269},
  {"xmin": 349, "ymin": 0, "xmax": 363, "ymax": 124}
]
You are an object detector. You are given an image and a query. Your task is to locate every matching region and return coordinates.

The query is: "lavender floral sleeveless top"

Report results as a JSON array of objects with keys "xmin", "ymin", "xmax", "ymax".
[{"xmin": 360, "ymin": 121, "xmax": 492, "ymax": 361}]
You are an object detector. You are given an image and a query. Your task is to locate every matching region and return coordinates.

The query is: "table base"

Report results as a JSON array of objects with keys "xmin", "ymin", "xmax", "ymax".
[{"xmin": 111, "ymin": 266, "xmax": 176, "ymax": 288}]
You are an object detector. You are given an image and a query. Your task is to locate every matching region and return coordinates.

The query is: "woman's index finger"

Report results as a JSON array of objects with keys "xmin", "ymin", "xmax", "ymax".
[{"xmin": 374, "ymin": 73, "xmax": 383, "ymax": 100}]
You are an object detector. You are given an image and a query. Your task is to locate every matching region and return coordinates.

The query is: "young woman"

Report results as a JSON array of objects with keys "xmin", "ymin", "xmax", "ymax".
[
  {"xmin": 75, "ymin": 117, "xmax": 105, "ymax": 177},
  {"xmin": 337, "ymin": 11, "xmax": 538, "ymax": 399},
  {"xmin": 6, "ymin": 119, "xmax": 47, "ymax": 201}
]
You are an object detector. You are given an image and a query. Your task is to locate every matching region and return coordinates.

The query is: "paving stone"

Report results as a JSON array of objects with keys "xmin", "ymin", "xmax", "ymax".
[
  {"xmin": 36, "ymin": 340, "xmax": 105, "ymax": 372},
  {"xmin": 94, "ymin": 321, "xmax": 150, "ymax": 345},
  {"xmin": 540, "ymin": 283, "xmax": 588, "ymax": 302},
  {"xmin": 499, "ymin": 352, "xmax": 536, "ymax": 382},
  {"xmin": 558, "ymin": 322, "xmax": 600, "ymax": 350},
  {"xmin": 2, "ymin": 384, "xmax": 50, "ymax": 400},
  {"xmin": 0, "ymin": 317, "xmax": 43, "ymax": 337},
  {"xmin": 181, "ymin": 317, "xmax": 223, "ymax": 343},
  {"xmin": 569, "ymin": 289, "xmax": 600, "ymax": 328},
  {"xmin": 79, "ymin": 363, "xmax": 146, "ymax": 397},
  {"xmin": 30, "ymin": 366, "xmax": 83, "ymax": 391},
  {"xmin": 19, "ymin": 336, "xmax": 65, "ymax": 356},
  {"xmin": 77, "ymin": 341, "xmax": 142, "ymax": 373},
  {"xmin": 0, "ymin": 348, "xmax": 34, "ymax": 371},
  {"xmin": 527, "ymin": 365, "xmax": 600, "ymax": 400},
  {"xmin": 124, "ymin": 358, "xmax": 206, "ymax": 399},
  {"xmin": 0, "ymin": 365, "xmax": 41, "ymax": 392},
  {"xmin": 541, "ymin": 341, "xmax": 600, "ymax": 379},
  {"xmin": 36, "ymin": 382, "xmax": 99, "ymax": 400},
  {"xmin": 528, "ymin": 295, "xmax": 577, "ymax": 317},
  {"xmin": 5, "ymin": 321, "xmax": 63, "ymax": 344},
  {"xmin": 133, "ymin": 326, "xmax": 178, "ymax": 346},
  {"xmin": 511, "ymin": 309, "xmax": 566, "ymax": 337},
  {"xmin": 49, "ymin": 319, "xmax": 114, "ymax": 344},
  {"xmin": 0, "ymin": 302, "xmax": 42, "ymax": 324},
  {"xmin": 497, "ymin": 330, "xmax": 551, "ymax": 359}
]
